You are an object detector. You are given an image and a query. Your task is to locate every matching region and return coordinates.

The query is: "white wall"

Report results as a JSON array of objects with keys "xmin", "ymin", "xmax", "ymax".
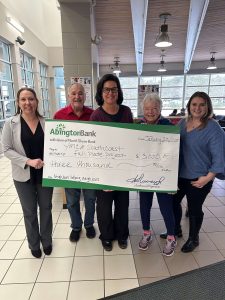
[
  {"xmin": 0, "ymin": 0, "xmax": 64, "ymax": 117},
  {"xmin": 1, "ymin": 0, "xmax": 62, "ymax": 47}
]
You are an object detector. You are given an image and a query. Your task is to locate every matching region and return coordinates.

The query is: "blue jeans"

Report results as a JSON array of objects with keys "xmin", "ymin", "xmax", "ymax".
[
  {"xmin": 139, "ymin": 192, "xmax": 175, "ymax": 236},
  {"xmin": 65, "ymin": 188, "xmax": 96, "ymax": 231}
]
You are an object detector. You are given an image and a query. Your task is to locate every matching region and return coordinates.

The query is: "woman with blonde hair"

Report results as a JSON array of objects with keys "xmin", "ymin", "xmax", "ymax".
[
  {"xmin": 171, "ymin": 91, "xmax": 225, "ymax": 252},
  {"xmin": 2, "ymin": 87, "xmax": 53, "ymax": 258}
]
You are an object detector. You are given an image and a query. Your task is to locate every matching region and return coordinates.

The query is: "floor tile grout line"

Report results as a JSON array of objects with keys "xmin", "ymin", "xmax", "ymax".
[
  {"xmin": 65, "ymin": 239, "xmax": 78, "ymax": 300},
  {"xmin": 129, "ymin": 236, "xmax": 141, "ymax": 287},
  {"xmin": 27, "ymin": 255, "xmax": 45, "ymax": 300},
  {"xmin": 0, "ymin": 257, "xmax": 16, "ymax": 285}
]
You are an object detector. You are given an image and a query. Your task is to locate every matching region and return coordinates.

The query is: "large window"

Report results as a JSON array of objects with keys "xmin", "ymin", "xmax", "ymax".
[
  {"xmin": 120, "ymin": 77, "xmax": 138, "ymax": 117},
  {"xmin": 39, "ymin": 62, "xmax": 50, "ymax": 117},
  {"xmin": 54, "ymin": 67, "xmax": 66, "ymax": 109},
  {"xmin": 160, "ymin": 76, "xmax": 184, "ymax": 115},
  {"xmin": 140, "ymin": 76, "xmax": 184, "ymax": 116},
  {"xmin": 209, "ymin": 74, "xmax": 225, "ymax": 115},
  {"xmin": 185, "ymin": 74, "xmax": 209, "ymax": 106},
  {"xmin": 120, "ymin": 73, "xmax": 225, "ymax": 117},
  {"xmin": 20, "ymin": 51, "xmax": 34, "ymax": 88},
  {"xmin": 0, "ymin": 40, "xmax": 15, "ymax": 129},
  {"xmin": 185, "ymin": 74, "xmax": 225, "ymax": 115}
]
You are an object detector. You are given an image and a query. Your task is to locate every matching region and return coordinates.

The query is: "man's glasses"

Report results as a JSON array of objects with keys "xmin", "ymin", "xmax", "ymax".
[{"xmin": 103, "ymin": 87, "xmax": 118, "ymax": 94}]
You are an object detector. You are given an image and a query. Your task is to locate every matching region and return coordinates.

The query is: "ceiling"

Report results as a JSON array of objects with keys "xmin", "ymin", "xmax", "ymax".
[
  {"xmin": 58, "ymin": 0, "xmax": 225, "ymax": 75},
  {"xmin": 94, "ymin": 0, "xmax": 225, "ymax": 74}
]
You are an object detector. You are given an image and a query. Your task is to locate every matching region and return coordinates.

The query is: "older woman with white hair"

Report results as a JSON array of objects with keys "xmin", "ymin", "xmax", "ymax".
[{"xmin": 138, "ymin": 93, "xmax": 177, "ymax": 256}]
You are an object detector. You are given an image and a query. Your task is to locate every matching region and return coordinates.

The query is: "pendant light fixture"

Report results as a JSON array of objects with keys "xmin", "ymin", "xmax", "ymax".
[
  {"xmin": 207, "ymin": 52, "xmax": 217, "ymax": 70},
  {"xmin": 155, "ymin": 13, "xmax": 172, "ymax": 48},
  {"xmin": 157, "ymin": 50, "xmax": 167, "ymax": 72}
]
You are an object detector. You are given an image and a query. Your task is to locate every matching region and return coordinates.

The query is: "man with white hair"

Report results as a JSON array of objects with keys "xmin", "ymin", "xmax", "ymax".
[{"xmin": 54, "ymin": 83, "xmax": 96, "ymax": 242}]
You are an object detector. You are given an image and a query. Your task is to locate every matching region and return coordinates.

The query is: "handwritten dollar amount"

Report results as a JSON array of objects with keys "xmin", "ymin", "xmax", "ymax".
[{"xmin": 135, "ymin": 152, "xmax": 176, "ymax": 160}]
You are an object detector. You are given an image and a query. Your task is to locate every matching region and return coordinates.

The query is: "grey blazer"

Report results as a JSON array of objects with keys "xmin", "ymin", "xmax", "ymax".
[{"xmin": 2, "ymin": 115, "xmax": 45, "ymax": 182}]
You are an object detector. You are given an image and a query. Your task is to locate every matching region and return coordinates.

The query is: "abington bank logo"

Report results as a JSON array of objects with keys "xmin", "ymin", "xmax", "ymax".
[{"xmin": 50, "ymin": 123, "xmax": 96, "ymax": 137}]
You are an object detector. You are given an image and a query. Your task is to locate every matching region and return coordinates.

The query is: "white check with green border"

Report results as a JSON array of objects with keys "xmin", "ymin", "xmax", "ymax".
[{"xmin": 43, "ymin": 120, "xmax": 180, "ymax": 192}]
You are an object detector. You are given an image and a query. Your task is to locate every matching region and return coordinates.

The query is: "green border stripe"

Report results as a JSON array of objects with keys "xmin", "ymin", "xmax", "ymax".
[
  {"xmin": 42, "ymin": 178, "xmax": 176, "ymax": 193},
  {"xmin": 46, "ymin": 119, "xmax": 180, "ymax": 134}
]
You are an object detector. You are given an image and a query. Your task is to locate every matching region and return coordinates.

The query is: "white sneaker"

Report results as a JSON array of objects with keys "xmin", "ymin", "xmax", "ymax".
[
  {"xmin": 139, "ymin": 234, "xmax": 153, "ymax": 250},
  {"xmin": 162, "ymin": 239, "xmax": 177, "ymax": 256}
]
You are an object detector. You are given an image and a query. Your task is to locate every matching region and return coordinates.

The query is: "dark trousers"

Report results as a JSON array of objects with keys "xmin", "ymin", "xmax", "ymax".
[
  {"xmin": 65, "ymin": 188, "xmax": 96, "ymax": 230},
  {"xmin": 96, "ymin": 190, "xmax": 129, "ymax": 241},
  {"xmin": 140, "ymin": 192, "xmax": 175, "ymax": 235},
  {"xmin": 173, "ymin": 178, "xmax": 213, "ymax": 224},
  {"xmin": 14, "ymin": 180, "xmax": 53, "ymax": 250}
]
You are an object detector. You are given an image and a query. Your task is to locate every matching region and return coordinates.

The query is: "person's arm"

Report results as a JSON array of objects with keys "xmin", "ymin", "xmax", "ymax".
[
  {"xmin": 192, "ymin": 122, "xmax": 225, "ymax": 188},
  {"xmin": 2, "ymin": 119, "xmax": 43, "ymax": 169},
  {"xmin": 208, "ymin": 123, "xmax": 225, "ymax": 175},
  {"xmin": 2, "ymin": 119, "xmax": 28, "ymax": 169},
  {"xmin": 191, "ymin": 172, "xmax": 216, "ymax": 188},
  {"xmin": 26, "ymin": 158, "xmax": 44, "ymax": 169},
  {"xmin": 53, "ymin": 110, "xmax": 59, "ymax": 120}
]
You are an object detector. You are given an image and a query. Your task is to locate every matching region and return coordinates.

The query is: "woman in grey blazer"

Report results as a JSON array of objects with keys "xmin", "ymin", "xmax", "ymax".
[{"xmin": 2, "ymin": 87, "xmax": 53, "ymax": 258}]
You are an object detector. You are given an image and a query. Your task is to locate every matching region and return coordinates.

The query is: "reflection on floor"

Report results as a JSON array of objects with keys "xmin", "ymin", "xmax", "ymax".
[{"xmin": 1, "ymin": 155, "xmax": 225, "ymax": 299}]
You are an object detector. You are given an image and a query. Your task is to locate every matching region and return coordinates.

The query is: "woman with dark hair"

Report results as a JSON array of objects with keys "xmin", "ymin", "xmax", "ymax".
[
  {"xmin": 90, "ymin": 74, "xmax": 133, "ymax": 251},
  {"xmin": 168, "ymin": 91, "xmax": 225, "ymax": 252},
  {"xmin": 2, "ymin": 87, "xmax": 53, "ymax": 258}
]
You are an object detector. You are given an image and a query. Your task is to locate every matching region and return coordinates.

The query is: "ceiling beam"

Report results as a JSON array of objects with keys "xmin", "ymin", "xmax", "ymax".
[
  {"xmin": 184, "ymin": 0, "xmax": 209, "ymax": 73},
  {"xmin": 130, "ymin": 0, "xmax": 148, "ymax": 76}
]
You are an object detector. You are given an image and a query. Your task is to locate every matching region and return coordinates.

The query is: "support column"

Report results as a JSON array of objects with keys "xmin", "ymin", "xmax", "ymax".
[
  {"xmin": 59, "ymin": 1, "xmax": 93, "ymax": 101},
  {"xmin": 90, "ymin": 1, "xmax": 99, "ymax": 108}
]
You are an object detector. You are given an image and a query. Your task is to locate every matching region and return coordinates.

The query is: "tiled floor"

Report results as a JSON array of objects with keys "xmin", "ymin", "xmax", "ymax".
[{"xmin": 1, "ymin": 155, "xmax": 225, "ymax": 299}]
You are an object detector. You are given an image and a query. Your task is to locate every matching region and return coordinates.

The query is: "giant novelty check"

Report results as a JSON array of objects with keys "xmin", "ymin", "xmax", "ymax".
[{"xmin": 43, "ymin": 120, "xmax": 180, "ymax": 192}]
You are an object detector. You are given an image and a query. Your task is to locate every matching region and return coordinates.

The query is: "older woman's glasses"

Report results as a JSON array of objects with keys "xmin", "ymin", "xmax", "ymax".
[{"xmin": 103, "ymin": 87, "xmax": 118, "ymax": 94}]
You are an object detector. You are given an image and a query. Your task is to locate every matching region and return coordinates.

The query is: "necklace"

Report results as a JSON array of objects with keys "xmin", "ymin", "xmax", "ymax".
[
  {"xmin": 192, "ymin": 122, "xmax": 201, "ymax": 129},
  {"xmin": 187, "ymin": 119, "xmax": 201, "ymax": 130}
]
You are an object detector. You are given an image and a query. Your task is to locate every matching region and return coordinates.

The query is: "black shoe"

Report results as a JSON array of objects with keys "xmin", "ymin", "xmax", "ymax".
[
  {"xmin": 69, "ymin": 230, "xmax": 81, "ymax": 242},
  {"xmin": 86, "ymin": 226, "xmax": 96, "ymax": 239},
  {"xmin": 102, "ymin": 240, "xmax": 112, "ymax": 251},
  {"xmin": 160, "ymin": 230, "xmax": 183, "ymax": 239},
  {"xmin": 43, "ymin": 245, "xmax": 52, "ymax": 255},
  {"xmin": 31, "ymin": 249, "xmax": 42, "ymax": 258},
  {"xmin": 118, "ymin": 239, "xmax": 128, "ymax": 249},
  {"xmin": 181, "ymin": 238, "xmax": 199, "ymax": 253}
]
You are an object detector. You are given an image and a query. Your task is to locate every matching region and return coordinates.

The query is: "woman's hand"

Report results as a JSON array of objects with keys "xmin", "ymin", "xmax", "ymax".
[
  {"xmin": 26, "ymin": 158, "xmax": 44, "ymax": 169},
  {"xmin": 191, "ymin": 172, "xmax": 215, "ymax": 188}
]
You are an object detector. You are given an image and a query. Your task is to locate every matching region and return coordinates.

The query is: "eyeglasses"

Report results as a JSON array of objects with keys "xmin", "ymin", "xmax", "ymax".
[{"xmin": 103, "ymin": 87, "xmax": 118, "ymax": 94}]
